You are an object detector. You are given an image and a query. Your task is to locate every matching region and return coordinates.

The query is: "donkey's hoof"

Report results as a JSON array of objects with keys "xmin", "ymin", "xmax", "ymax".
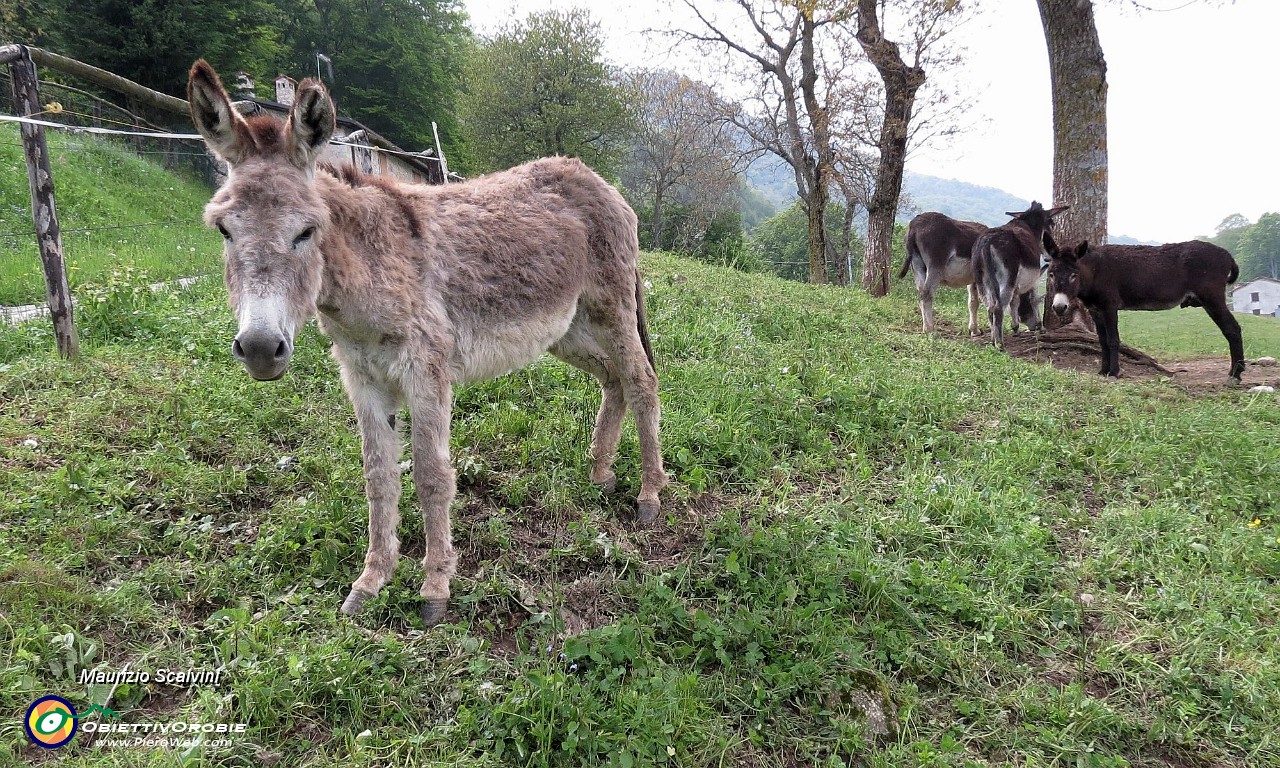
[
  {"xmin": 637, "ymin": 499, "xmax": 661, "ymax": 524},
  {"xmin": 340, "ymin": 589, "xmax": 374, "ymax": 616},
  {"xmin": 591, "ymin": 472, "xmax": 618, "ymax": 494},
  {"xmin": 420, "ymin": 597, "xmax": 449, "ymax": 627}
]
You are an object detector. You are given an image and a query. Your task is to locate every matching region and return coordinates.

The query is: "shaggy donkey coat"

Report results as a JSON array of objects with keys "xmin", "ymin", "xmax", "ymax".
[
  {"xmin": 1046, "ymin": 239, "xmax": 1245, "ymax": 382},
  {"xmin": 899, "ymin": 212, "xmax": 987, "ymax": 336},
  {"xmin": 972, "ymin": 201, "xmax": 1068, "ymax": 348},
  {"xmin": 188, "ymin": 61, "xmax": 667, "ymax": 625}
]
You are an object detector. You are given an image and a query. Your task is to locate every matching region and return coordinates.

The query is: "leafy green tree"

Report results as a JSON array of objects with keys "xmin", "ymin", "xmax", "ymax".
[
  {"xmin": 619, "ymin": 69, "xmax": 739, "ymax": 253},
  {"xmin": 635, "ymin": 203, "xmax": 754, "ymax": 271},
  {"xmin": 276, "ymin": 0, "xmax": 469, "ymax": 153},
  {"xmin": 1206, "ymin": 212, "xmax": 1252, "ymax": 258},
  {"xmin": 30, "ymin": 0, "xmax": 285, "ymax": 97},
  {"xmin": 739, "ymin": 182, "xmax": 781, "ymax": 232},
  {"xmin": 0, "ymin": 0, "xmax": 50, "ymax": 45},
  {"xmin": 19, "ymin": 0, "xmax": 467, "ymax": 153},
  {"xmin": 1237, "ymin": 212, "xmax": 1280, "ymax": 280},
  {"xmin": 458, "ymin": 9, "xmax": 630, "ymax": 176},
  {"xmin": 748, "ymin": 201, "xmax": 851, "ymax": 283}
]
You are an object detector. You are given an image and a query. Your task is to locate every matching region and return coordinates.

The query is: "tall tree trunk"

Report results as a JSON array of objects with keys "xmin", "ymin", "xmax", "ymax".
[
  {"xmin": 856, "ymin": 0, "xmax": 925, "ymax": 297},
  {"xmin": 1037, "ymin": 0, "xmax": 1108, "ymax": 330},
  {"xmin": 799, "ymin": 13, "xmax": 830, "ymax": 285},
  {"xmin": 804, "ymin": 180, "xmax": 830, "ymax": 285},
  {"xmin": 1036, "ymin": 0, "xmax": 1108, "ymax": 247},
  {"xmin": 651, "ymin": 182, "xmax": 666, "ymax": 249}
]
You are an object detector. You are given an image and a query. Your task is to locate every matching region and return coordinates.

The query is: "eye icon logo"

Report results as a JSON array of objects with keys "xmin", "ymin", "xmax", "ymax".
[{"xmin": 25, "ymin": 696, "xmax": 78, "ymax": 749}]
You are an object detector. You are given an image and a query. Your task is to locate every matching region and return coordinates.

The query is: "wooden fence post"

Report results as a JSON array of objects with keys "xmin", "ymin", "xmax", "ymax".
[{"xmin": 2, "ymin": 44, "xmax": 78, "ymax": 358}]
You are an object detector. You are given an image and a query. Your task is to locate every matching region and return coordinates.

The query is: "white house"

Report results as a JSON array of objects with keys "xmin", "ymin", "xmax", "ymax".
[{"xmin": 1232, "ymin": 277, "xmax": 1280, "ymax": 317}]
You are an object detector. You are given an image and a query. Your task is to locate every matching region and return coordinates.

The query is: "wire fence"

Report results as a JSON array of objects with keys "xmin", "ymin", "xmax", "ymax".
[
  {"xmin": 0, "ymin": 63, "xmax": 446, "ymax": 315},
  {"xmin": 0, "ymin": 67, "xmax": 221, "ymax": 312}
]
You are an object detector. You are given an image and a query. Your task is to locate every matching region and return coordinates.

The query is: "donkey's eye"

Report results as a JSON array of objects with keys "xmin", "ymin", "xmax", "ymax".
[
  {"xmin": 216, "ymin": 223, "xmax": 232, "ymax": 241},
  {"xmin": 293, "ymin": 227, "xmax": 316, "ymax": 247}
]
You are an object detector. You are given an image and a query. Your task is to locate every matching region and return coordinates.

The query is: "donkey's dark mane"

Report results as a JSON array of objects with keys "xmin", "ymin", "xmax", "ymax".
[
  {"xmin": 236, "ymin": 114, "xmax": 287, "ymax": 156},
  {"xmin": 320, "ymin": 162, "xmax": 423, "ymax": 240}
]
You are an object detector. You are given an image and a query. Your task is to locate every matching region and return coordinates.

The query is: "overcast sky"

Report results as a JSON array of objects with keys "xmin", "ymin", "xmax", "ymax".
[{"xmin": 461, "ymin": 0, "xmax": 1278, "ymax": 243}]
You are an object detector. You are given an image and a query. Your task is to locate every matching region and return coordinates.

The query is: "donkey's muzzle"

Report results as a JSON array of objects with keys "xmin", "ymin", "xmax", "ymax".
[{"xmin": 232, "ymin": 332, "xmax": 293, "ymax": 381}]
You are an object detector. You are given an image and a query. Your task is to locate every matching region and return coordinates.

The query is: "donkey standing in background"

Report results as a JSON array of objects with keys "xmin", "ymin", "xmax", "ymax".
[
  {"xmin": 899, "ymin": 212, "xmax": 988, "ymax": 336},
  {"xmin": 188, "ymin": 61, "xmax": 667, "ymax": 625},
  {"xmin": 972, "ymin": 201, "xmax": 1068, "ymax": 349},
  {"xmin": 1046, "ymin": 238, "xmax": 1245, "ymax": 382}
]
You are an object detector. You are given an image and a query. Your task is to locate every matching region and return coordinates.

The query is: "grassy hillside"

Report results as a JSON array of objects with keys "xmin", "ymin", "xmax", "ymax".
[
  {"xmin": 1, "ymin": 254, "xmax": 1277, "ymax": 767},
  {"xmin": 0, "ymin": 123, "xmax": 220, "ymax": 306}
]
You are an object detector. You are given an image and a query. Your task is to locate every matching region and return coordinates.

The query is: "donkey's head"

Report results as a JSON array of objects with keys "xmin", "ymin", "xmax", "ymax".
[
  {"xmin": 1046, "ymin": 240, "xmax": 1091, "ymax": 316},
  {"xmin": 188, "ymin": 60, "xmax": 335, "ymax": 381},
  {"xmin": 1005, "ymin": 201, "xmax": 1069, "ymax": 235}
]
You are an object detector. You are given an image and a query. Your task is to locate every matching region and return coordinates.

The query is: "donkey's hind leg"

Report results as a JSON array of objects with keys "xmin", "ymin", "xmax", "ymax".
[
  {"xmin": 613, "ymin": 326, "xmax": 665, "ymax": 523},
  {"xmin": 556, "ymin": 300, "xmax": 666, "ymax": 522},
  {"xmin": 913, "ymin": 265, "xmax": 938, "ymax": 334},
  {"xmin": 550, "ymin": 318, "xmax": 627, "ymax": 493},
  {"xmin": 1202, "ymin": 296, "xmax": 1246, "ymax": 382},
  {"xmin": 966, "ymin": 283, "xmax": 982, "ymax": 337},
  {"xmin": 987, "ymin": 288, "xmax": 1007, "ymax": 349}
]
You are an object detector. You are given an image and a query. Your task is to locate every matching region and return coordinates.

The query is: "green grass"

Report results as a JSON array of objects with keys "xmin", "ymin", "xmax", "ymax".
[
  {"xmin": 1, "ymin": 253, "xmax": 1277, "ymax": 767},
  {"xmin": 1119, "ymin": 309, "xmax": 1280, "ymax": 361},
  {"xmin": 0, "ymin": 123, "xmax": 220, "ymax": 306}
]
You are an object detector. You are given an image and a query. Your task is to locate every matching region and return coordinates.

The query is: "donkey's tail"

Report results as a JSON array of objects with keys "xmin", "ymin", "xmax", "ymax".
[
  {"xmin": 897, "ymin": 227, "xmax": 918, "ymax": 280},
  {"xmin": 972, "ymin": 239, "xmax": 995, "ymax": 306},
  {"xmin": 1227, "ymin": 258, "xmax": 1239, "ymax": 285},
  {"xmin": 635, "ymin": 272, "xmax": 656, "ymax": 372}
]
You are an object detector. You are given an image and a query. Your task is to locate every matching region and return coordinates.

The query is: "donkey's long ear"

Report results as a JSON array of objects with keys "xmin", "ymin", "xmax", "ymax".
[
  {"xmin": 1073, "ymin": 241, "xmax": 1089, "ymax": 260},
  {"xmin": 1047, "ymin": 205, "xmax": 1070, "ymax": 219},
  {"xmin": 1042, "ymin": 230, "xmax": 1059, "ymax": 256},
  {"xmin": 285, "ymin": 79, "xmax": 335, "ymax": 170},
  {"xmin": 188, "ymin": 60, "xmax": 251, "ymax": 165}
]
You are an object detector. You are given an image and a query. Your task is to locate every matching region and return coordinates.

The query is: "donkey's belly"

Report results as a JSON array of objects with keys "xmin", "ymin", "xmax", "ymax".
[
  {"xmin": 452, "ymin": 302, "xmax": 578, "ymax": 384},
  {"xmin": 1013, "ymin": 265, "xmax": 1040, "ymax": 296},
  {"xmin": 938, "ymin": 257, "xmax": 974, "ymax": 287}
]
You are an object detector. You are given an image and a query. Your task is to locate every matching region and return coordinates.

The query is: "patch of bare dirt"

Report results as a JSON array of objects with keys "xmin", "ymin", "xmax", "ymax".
[
  {"xmin": 954, "ymin": 327, "xmax": 1280, "ymax": 395},
  {"xmin": 443, "ymin": 488, "xmax": 725, "ymax": 652}
]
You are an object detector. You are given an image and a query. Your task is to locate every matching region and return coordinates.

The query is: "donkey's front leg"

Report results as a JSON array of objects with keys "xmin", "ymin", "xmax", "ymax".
[
  {"xmin": 408, "ymin": 376, "xmax": 458, "ymax": 627},
  {"xmin": 341, "ymin": 380, "xmax": 404, "ymax": 616}
]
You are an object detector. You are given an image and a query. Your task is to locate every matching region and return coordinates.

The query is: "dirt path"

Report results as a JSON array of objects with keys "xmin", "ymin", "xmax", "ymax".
[{"xmin": 957, "ymin": 325, "xmax": 1280, "ymax": 395}]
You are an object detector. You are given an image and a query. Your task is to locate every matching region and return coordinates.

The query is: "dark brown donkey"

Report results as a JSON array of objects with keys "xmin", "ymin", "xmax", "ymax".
[
  {"xmin": 972, "ymin": 201, "xmax": 1068, "ymax": 349},
  {"xmin": 900, "ymin": 212, "xmax": 987, "ymax": 336},
  {"xmin": 1046, "ymin": 239, "xmax": 1245, "ymax": 382},
  {"xmin": 188, "ymin": 61, "xmax": 667, "ymax": 625}
]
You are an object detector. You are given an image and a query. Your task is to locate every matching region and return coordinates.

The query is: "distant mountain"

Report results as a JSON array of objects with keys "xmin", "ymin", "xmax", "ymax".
[
  {"xmin": 741, "ymin": 161, "xmax": 1158, "ymax": 243},
  {"xmin": 743, "ymin": 157, "xmax": 797, "ymax": 211},
  {"xmin": 1105, "ymin": 234, "xmax": 1160, "ymax": 246},
  {"xmin": 900, "ymin": 171, "xmax": 1030, "ymax": 227},
  {"xmin": 900, "ymin": 172, "xmax": 1159, "ymax": 244}
]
